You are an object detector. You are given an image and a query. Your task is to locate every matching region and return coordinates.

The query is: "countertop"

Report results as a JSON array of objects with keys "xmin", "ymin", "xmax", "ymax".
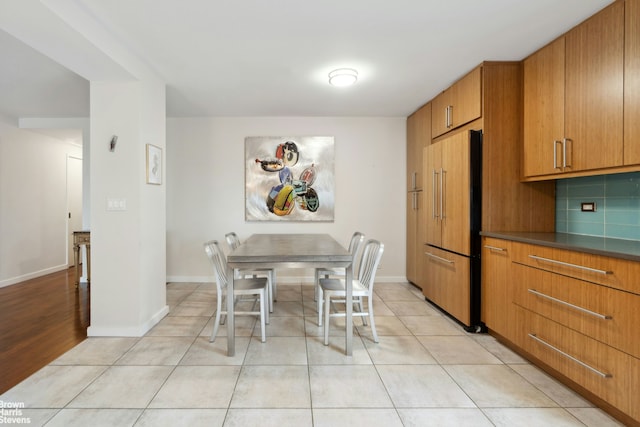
[{"xmin": 480, "ymin": 231, "xmax": 640, "ymax": 262}]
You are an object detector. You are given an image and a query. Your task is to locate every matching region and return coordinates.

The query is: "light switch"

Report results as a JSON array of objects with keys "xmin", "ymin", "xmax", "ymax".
[{"xmin": 107, "ymin": 198, "xmax": 127, "ymax": 211}]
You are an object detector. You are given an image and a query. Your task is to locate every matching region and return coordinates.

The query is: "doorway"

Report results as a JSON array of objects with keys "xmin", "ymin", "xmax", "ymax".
[{"xmin": 67, "ymin": 155, "xmax": 83, "ymax": 267}]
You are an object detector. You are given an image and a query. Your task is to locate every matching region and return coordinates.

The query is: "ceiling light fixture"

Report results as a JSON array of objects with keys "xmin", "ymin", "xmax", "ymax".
[{"xmin": 328, "ymin": 68, "xmax": 358, "ymax": 87}]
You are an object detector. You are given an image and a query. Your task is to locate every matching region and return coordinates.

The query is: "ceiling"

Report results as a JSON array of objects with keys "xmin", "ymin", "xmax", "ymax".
[{"xmin": 0, "ymin": 0, "xmax": 614, "ymax": 122}]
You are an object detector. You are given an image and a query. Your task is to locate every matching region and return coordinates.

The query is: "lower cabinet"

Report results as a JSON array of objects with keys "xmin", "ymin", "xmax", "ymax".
[{"xmin": 482, "ymin": 236, "xmax": 640, "ymax": 425}]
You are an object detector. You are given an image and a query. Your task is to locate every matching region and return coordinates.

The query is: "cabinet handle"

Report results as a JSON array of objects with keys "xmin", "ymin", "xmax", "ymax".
[
  {"xmin": 483, "ymin": 245, "xmax": 506, "ymax": 252},
  {"xmin": 528, "ymin": 255, "xmax": 613, "ymax": 275},
  {"xmin": 553, "ymin": 140, "xmax": 562, "ymax": 170},
  {"xmin": 425, "ymin": 252, "xmax": 454, "ymax": 264},
  {"xmin": 440, "ymin": 168, "xmax": 445, "ymax": 220},
  {"xmin": 445, "ymin": 106, "xmax": 450, "ymax": 128},
  {"xmin": 563, "ymin": 138, "xmax": 571, "ymax": 168},
  {"xmin": 528, "ymin": 333, "xmax": 611, "ymax": 378},
  {"xmin": 432, "ymin": 170, "xmax": 438, "ymax": 219},
  {"xmin": 527, "ymin": 288, "xmax": 612, "ymax": 320},
  {"xmin": 412, "ymin": 172, "xmax": 417, "ymax": 190}
]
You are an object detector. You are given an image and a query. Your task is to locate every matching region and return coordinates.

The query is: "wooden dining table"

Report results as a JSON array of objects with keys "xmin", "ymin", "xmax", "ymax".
[{"xmin": 225, "ymin": 233, "xmax": 354, "ymax": 356}]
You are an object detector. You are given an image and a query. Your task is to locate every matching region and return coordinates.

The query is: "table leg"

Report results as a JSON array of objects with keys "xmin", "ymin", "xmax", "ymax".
[
  {"xmin": 73, "ymin": 243, "xmax": 81, "ymax": 288},
  {"xmin": 345, "ymin": 263, "xmax": 353, "ymax": 356},
  {"xmin": 227, "ymin": 265, "xmax": 236, "ymax": 356},
  {"xmin": 85, "ymin": 244, "xmax": 91, "ymax": 285}
]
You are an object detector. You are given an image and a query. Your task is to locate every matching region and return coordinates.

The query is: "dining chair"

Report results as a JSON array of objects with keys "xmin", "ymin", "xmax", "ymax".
[
  {"xmin": 315, "ymin": 231, "xmax": 365, "ymax": 326},
  {"xmin": 319, "ymin": 239, "xmax": 384, "ymax": 345},
  {"xmin": 204, "ymin": 240, "xmax": 268, "ymax": 343},
  {"xmin": 225, "ymin": 232, "xmax": 277, "ymax": 313}
]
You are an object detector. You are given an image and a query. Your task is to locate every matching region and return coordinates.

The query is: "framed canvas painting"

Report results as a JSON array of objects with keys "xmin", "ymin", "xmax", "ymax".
[{"xmin": 245, "ymin": 136, "xmax": 335, "ymax": 221}]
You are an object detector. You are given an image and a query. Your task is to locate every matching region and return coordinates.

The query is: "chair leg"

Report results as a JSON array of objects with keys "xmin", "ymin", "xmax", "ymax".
[
  {"xmin": 323, "ymin": 292, "xmax": 331, "ymax": 345},
  {"xmin": 259, "ymin": 289, "xmax": 266, "ymax": 343},
  {"xmin": 210, "ymin": 294, "xmax": 223, "ymax": 343},
  {"xmin": 317, "ymin": 286, "xmax": 324, "ymax": 326},
  {"xmin": 368, "ymin": 296, "xmax": 379, "ymax": 343}
]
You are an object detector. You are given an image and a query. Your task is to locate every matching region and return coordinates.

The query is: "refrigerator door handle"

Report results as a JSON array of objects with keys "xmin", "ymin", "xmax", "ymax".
[
  {"xmin": 440, "ymin": 168, "xmax": 445, "ymax": 220},
  {"xmin": 432, "ymin": 170, "xmax": 438, "ymax": 218}
]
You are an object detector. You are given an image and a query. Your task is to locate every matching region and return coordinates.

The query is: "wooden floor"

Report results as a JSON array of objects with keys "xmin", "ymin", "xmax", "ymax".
[{"xmin": 0, "ymin": 267, "xmax": 89, "ymax": 394}]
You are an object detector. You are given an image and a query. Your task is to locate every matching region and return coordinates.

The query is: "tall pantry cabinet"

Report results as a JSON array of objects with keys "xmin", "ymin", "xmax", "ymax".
[{"xmin": 406, "ymin": 103, "xmax": 431, "ymax": 289}]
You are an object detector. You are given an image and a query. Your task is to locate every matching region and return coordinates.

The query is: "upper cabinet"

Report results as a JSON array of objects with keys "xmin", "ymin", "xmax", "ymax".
[
  {"xmin": 406, "ymin": 103, "xmax": 431, "ymax": 190},
  {"xmin": 432, "ymin": 66, "xmax": 482, "ymax": 138},
  {"xmin": 523, "ymin": 1, "xmax": 625, "ymax": 180},
  {"xmin": 626, "ymin": 0, "xmax": 640, "ymax": 165}
]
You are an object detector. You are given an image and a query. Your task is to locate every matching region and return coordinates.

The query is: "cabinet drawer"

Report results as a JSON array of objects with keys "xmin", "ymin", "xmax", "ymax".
[
  {"xmin": 513, "ymin": 262, "xmax": 640, "ymax": 358},
  {"xmin": 511, "ymin": 242, "xmax": 640, "ymax": 295},
  {"xmin": 516, "ymin": 306, "xmax": 640, "ymax": 421},
  {"xmin": 423, "ymin": 246, "xmax": 470, "ymax": 325}
]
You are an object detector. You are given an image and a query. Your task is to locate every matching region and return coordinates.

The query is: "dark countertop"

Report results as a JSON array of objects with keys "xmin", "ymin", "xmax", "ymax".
[{"xmin": 480, "ymin": 231, "xmax": 640, "ymax": 262}]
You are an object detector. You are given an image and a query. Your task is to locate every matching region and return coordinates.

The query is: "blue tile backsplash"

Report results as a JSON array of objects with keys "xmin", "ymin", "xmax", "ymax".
[{"xmin": 556, "ymin": 172, "xmax": 640, "ymax": 241}]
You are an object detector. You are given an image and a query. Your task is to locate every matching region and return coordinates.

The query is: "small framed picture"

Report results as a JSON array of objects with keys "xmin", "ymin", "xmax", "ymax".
[{"xmin": 146, "ymin": 144, "xmax": 162, "ymax": 185}]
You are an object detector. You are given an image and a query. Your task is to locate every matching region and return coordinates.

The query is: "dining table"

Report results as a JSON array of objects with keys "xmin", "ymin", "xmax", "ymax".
[{"xmin": 225, "ymin": 233, "xmax": 354, "ymax": 356}]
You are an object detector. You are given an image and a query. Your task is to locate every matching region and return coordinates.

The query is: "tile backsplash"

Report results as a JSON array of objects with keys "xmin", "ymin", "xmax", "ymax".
[{"xmin": 556, "ymin": 172, "xmax": 640, "ymax": 241}]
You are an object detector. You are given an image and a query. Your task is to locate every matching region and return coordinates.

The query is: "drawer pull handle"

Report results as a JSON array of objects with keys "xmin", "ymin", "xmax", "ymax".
[
  {"xmin": 528, "ymin": 333, "xmax": 611, "ymax": 378},
  {"xmin": 528, "ymin": 289, "xmax": 612, "ymax": 320},
  {"xmin": 484, "ymin": 245, "xmax": 506, "ymax": 252},
  {"xmin": 425, "ymin": 252, "xmax": 454, "ymax": 264},
  {"xmin": 528, "ymin": 255, "xmax": 612, "ymax": 275}
]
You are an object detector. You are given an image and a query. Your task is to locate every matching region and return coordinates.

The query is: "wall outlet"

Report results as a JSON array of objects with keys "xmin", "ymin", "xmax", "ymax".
[{"xmin": 581, "ymin": 202, "xmax": 596, "ymax": 212}]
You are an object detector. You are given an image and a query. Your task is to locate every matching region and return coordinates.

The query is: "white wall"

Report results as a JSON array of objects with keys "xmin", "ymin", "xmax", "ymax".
[
  {"xmin": 88, "ymin": 80, "xmax": 167, "ymax": 337},
  {"xmin": 0, "ymin": 114, "xmax": 82, "ymax": 287},
  {"xmin": 166, "ymin": 116, "xmax": 407, "ymax": 283}
]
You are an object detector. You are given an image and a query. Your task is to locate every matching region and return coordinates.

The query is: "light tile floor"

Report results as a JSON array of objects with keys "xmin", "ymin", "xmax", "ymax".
[{"xmin": 0, "ymin": 281, "xmax": 626, "ymax": 427}]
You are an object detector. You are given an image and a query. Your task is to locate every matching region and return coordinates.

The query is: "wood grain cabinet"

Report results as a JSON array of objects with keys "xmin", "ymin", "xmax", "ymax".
[
  {"xmin": 424, "ymin": 131, "xmax": 472, "ymax": 256},
  {"xmin": 423, "ymin": 245, "xmax": 471, "ymax": 326},
  {"xmin": 406, "ymin": 103, "xmax": 431, "ymax": 288},
  {"xmin": 431, "ymin": 66, "xmax": 482, "ymax": 138},
  {"xmin": 493, "ymin": 238, "xmax": 640, "ymax": 424},
  {"xmin": 480, "ymin": 238, "xmax": 514, "ymax": 340},
  {"xmin": 625, "ymin": 0, "xmax": 640, "ymax": 165},
  {"xmin": 523, "ymin": 1, "xmax": 625, "ymax": 179}
]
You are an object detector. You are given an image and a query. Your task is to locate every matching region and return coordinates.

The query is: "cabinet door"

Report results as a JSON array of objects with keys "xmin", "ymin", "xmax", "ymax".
[
  {"xmin": 523, "ymin": 37, "xmax": 565, "ymax": 177},
  {"xmin": 481, "ymin": 238, "xmax": 513, "ymax": 339},
  {"xmin": 431, "ymin": 89, "xmax": 452, "ymax": 138},
  {"xmin": 625, "ymin": 0, "xmax": 640, "ymax": 165},
  {"xmin": 407, "ymin": 104, "xmax": 431, "ymax": 190},
  {"xmin": 424, "ymin": 246, "xmax": 470, "ymax": 325},
  {"xmin": 441, "ymin": 132, "xmax": 471, "ymax": 256},
  {"xmin": 424, "ymin": 143, "xmax": 442, "ymax": 247},
  {"xmin": 565, "ymin": 1, "xmax": 624, "ymax": 172},
  {"xmin": 451, "ymin": 66, "xmax": 482, "ymax": 130},
  {"xmin": 406, "ymin": 192, "xmax": 419, "ymax": 285}
]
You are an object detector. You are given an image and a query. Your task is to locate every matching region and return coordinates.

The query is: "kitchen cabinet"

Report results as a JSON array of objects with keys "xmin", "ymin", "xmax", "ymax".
[
  {"xmin": 481, "ymin": 237, "xmax": 514, "ymax": 340},
  {"xmin": 431, "ymin": 66, "xmax": 482, "ymax": 138},
  {"xmin": 485, "ymin": 235, "xmax": 640, "ymax": 425},
  {"xmin": 422, "ymin": 245, "xmax": 471, "ymax": 327},
  {"xmin": 406, "ymin": 103, "xmax": 431, "ymax": 288},
  {"xmin": 523, "ymin": 1, "xmax": 624, "ymax": 179},
  {"xmin": 625, "ymin": 0, "xmax": 640, "ymax": 165}
]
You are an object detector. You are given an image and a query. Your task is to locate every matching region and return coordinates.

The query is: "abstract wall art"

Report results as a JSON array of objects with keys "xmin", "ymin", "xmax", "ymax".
[{"xmin": 245, "ymin": 136, "xmax": 335, "ymax": 221}]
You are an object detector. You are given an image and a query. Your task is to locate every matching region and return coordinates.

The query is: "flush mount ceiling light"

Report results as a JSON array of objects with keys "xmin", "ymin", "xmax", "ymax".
[{"xmin": 328, "ymin": 68, "xmax": 358, "ymax": 87}]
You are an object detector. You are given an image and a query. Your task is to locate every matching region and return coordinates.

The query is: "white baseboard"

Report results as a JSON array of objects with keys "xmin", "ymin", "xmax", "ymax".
[
  {"xmin": 0, "ymin": 264, "xmax": 69, "ymax": 288},
  {"xmin": 88, "ymin": 305, "xmax": 170, "ymax": 337}
]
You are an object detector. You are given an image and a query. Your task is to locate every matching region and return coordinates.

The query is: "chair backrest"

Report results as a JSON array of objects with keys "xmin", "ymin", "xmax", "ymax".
[
  {"xmin": 204, "ymin": 240, "xmax": 228, "ymax": 292},
  {"xmin": 225, "ymin": 232, "xmax": 241, "ymax": 251},
  {"xmin": 348, "ymin": 231, "xmax": 365, "ymax": 273},
  {"xmin": 357, "ymin": 239, "xmax": 384, "ymax": 292}
]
